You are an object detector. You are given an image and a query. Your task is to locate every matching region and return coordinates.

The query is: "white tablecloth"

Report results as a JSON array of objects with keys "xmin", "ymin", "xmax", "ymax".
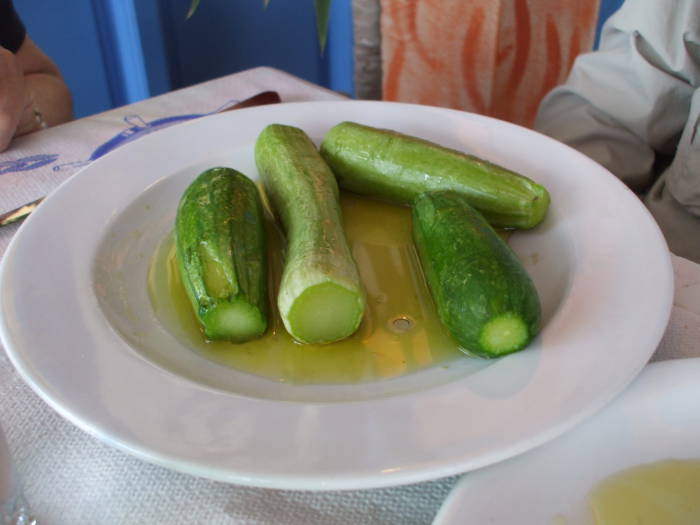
[{"xmin": 0, "ymin": 67, "xmax": 699, "ymax": 525}]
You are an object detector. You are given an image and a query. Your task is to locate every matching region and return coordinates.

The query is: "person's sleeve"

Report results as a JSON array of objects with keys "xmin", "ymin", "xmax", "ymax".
[
  {"xmin": 534, "ymin": 0, "xmax": 700, "ymax": 193},
  {"xmin": 0, "ymin": 0, "xmax": 26, "ymax": 53}
]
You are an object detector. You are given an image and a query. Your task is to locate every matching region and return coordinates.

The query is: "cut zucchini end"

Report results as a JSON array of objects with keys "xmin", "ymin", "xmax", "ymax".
[
  {"xmin": 478, "ymin": 314, "xmax": 530, "ymax": 357},
  {"xmin": 202, "ymin": 300, "xmax": 266, "ymax": 343},
  {"xmin": 286, "ymin": 282, "xmax": 364, "ymax": 344}
]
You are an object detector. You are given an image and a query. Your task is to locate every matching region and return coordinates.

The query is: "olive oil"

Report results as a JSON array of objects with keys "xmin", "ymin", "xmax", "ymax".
[
  {"xmin": 588, "ymin": 459, "xmax": 700, "ymax": 525},
  {"xmin": 148, "ymin": 193, "xmax": 464, "ymax": 384}
]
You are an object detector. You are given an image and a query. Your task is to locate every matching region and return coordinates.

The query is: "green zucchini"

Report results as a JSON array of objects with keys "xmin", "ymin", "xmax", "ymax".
[
  {"xmin": 412, "ymin": 191, "xmax": 541, "ymax": 357},
  {"xmin": 175, "ymin": 167, "xmax": 268, "ymax": 342},
  {"xmin": 255, "ymin": 124, "xmax": 365, "ymax": 344},
  {"xmin": 320, "ymin": 121, "xmax": 550, "ymax": 229}
]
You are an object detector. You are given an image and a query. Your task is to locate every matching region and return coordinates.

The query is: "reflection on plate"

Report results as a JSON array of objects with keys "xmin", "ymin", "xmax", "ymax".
[
  {"xmin": 0, "ymin": 101, "xmax": 673, "ymax": 490},
  {"xmin": 433, "ymin": 358, "xmax": 700, "ymax": 525}
]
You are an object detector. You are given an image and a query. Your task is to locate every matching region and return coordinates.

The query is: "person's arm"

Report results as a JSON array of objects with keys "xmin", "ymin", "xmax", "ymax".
[
  {"xmin": 534, "ymin": 0, "xmax": 700, "ymax": 193},
  {"xmin": 0, "ymin": 37, "xmax": 73, "ymax": 152}
]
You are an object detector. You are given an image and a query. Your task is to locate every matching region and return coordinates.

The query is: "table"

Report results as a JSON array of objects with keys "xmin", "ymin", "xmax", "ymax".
[{"xmin": 1, "ymin": 67, "xmax": 699, "ymax": 525}]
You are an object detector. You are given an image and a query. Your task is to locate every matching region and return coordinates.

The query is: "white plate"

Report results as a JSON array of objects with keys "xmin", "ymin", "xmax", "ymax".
[
  {"xmin": 433, "ymin": 358, "xmax": 700, "ymax": 524},
  {"xmin": 0, "ymin": 101, "xmax": 673, "ymax": 490}
]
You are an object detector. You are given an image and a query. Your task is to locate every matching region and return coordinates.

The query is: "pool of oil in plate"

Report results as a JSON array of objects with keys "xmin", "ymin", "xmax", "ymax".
[
  {"xmin": 148, "ymin": 193, "xmax": 466, "ymax": 385},
  {"xmin": 587, "ymin": 459, "xmax": 700, "ymax": 525}
]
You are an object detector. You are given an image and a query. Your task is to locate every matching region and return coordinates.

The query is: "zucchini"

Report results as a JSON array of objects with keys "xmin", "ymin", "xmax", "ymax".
[
  {"xmin": 412, "ymin": 191, "xmax": 541, "ymax": 357},
  {"xmin": 320, "ymin": 121, "xmax": 550, "ymax": 229},
  {"xmin": 255, "ymin": 124, "xmax": 365, "ymax": 344},
  {"xmin": 175, "ymin": 167, "xmax": 268, "ymax": 342}
]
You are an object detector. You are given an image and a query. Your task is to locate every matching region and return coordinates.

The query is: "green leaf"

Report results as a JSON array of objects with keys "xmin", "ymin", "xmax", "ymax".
[
  {"xmin": 186, "ymin": 0, "xmax": 201, "ymax": 19},
  {"xmin": 314, "ymin": 0, "xmax": 332, "ymax": 53}
]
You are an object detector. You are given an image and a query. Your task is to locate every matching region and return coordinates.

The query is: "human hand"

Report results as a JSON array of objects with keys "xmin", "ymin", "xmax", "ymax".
[{"xmin": 0, "ymin": 46, "xmax": 33, "ymax": 152}]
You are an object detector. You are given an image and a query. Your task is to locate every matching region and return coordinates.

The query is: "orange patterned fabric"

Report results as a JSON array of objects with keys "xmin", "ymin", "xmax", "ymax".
[{"xmin": 380, "ymin": 0, "xmax": 600, "ymax": 127}]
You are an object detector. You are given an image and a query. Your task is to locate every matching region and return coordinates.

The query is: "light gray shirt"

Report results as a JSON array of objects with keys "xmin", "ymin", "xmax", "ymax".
[{"xmin": 535, "ymin": 0, "xmax": 700, "ymax": 262}]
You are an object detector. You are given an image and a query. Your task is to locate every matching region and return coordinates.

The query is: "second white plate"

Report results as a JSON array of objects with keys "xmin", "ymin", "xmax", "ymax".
[{"xmin": 434, "ymin": 358, "xmax": 700, "ymax": 524}]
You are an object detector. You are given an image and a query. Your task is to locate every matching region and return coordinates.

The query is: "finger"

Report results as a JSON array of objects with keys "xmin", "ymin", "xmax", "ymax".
[{"xmin": 0, "ymin": 49, "xmax": 23, "ymax": 79}]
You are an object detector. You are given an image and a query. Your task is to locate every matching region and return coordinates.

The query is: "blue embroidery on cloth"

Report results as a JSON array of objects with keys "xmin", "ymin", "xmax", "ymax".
[
  {"xmin": 53, "ymin": 100, "xmax": 238, "ymax": 172},
  {"xmin": 0, "ymin": 100, "xmax": 238, "ymax": 175},
  {"xmin": 0, "ymin": 154, "xmax": 60, "ymax": 175}
]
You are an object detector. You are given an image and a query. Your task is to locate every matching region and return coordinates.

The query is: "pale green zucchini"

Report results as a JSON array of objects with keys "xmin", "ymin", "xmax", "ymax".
[
  {"xmin": 320, "ymin": 121, "xmax": 550, "ymax": 229},
  {"xmin": 255, "ymin": 124, "xmax": 365, "ymax": 344}
]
